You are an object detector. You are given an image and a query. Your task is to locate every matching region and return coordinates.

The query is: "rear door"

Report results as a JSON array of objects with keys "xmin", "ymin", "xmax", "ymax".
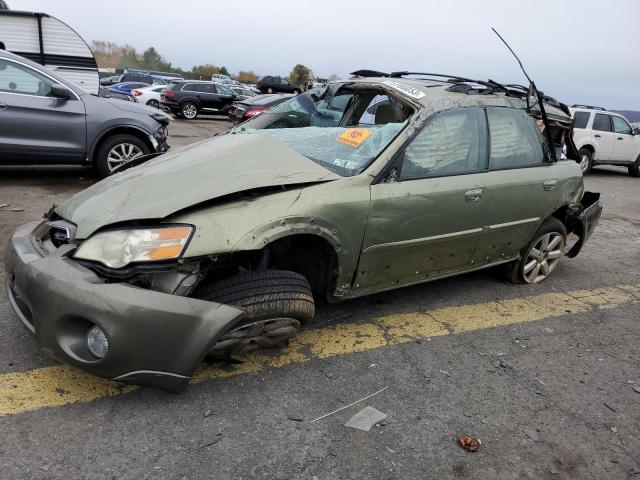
[
  {"xmin": 591, "ymin": 113, "xmax": 616, "ymax": 161},
  {"xmin": 0, "ymin": 57, "xmax": 86, "ymax": 164},
  {"xmin": 477, "ymin": 107, "xmax": 557, "ymax": 264},
  {"xmin": 354, "ymin": 107, "xmax": 490, "ymax": 293},
  {"xmin": 610, "ymin": 115, "xmax": 639, "ymax": 161}
]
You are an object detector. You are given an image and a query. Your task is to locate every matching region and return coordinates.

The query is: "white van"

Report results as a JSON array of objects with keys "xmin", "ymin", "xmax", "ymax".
[{"xmin": 0, "ymin": 8, "xmax": 99, "ymax": 94}]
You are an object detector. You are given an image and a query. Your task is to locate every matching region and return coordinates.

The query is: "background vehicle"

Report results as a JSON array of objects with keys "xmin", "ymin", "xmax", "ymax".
[
  {"xmin": 161, "ymin": 80, "xmax": 238, "ymax": 119},
  {"xmin": 100, "ymin": 72, "xmax": 166, "ymax": 87},
  {"xmin": 0, "ymin": 50, "xmax": 169, "ymax": 177},
  {"xmin": 0, "ymin": 8, "xmax": 99, "ymax": 94},
  {"xmin": 133, "ymin": 85, "xmax": 166, "ymax": 108},
  {"xmin": 570, "ymin": 105, "xmax": 640, "ymax": 176},
  {"xmin": 228, "ymin": 93, "xmax": 293, "ymax": 124},
  {"xmin": 256, "ymin": 75, "xmax": 300, "ymax": 94},
  {"xmin": 108, "ymin": 81, "xmax": 152, "ymax": 96},
  {"xmin": 211, "ymin": 73, "xmax": 233, "ymax": 84},
  {"xmin": 98, "ymin": 87, "xmax": 135, "ymax": 102},
  {"xmin": 229, "ymin": 85, "xmax": 257, "ymax": 100}
]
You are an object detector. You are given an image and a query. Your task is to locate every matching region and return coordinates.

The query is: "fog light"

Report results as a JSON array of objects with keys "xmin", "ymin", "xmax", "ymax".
[{"xmin": 86, "ymin": 325, "xmax": 108, "ymax": 359}]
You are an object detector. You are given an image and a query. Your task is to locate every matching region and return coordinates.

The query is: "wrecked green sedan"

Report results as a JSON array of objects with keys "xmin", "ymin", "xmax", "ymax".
[{"xmin": 5, "ymin": 72, "xmax": 602, "ymax": 391}]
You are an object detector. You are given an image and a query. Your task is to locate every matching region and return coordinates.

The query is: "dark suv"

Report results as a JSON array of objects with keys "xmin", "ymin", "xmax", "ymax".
[
  {"xmin": 256, "ymin": 76, "xmax": 300, "ymax": 94},
  {"xmin": 161, "ymin": 81, "xmax": 238, "ymax": 119}
]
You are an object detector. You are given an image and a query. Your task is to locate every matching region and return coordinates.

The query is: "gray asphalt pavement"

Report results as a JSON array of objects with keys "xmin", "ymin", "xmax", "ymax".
[{"xmin": 0, "ymin": 117, "xmax": 639, "ymax": 479}]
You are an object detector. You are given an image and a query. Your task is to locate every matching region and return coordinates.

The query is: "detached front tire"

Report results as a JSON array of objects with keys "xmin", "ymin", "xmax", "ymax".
[
  {"xmin": 509, "ymin": 217, "xmax": 567, "ymax": 284},
  {"xmin": 95, "ymin": 134, "xmax": 150, "ymax": 178},
  {"xmin": 196, "ymin": 270, "xmax": 315, "ymax": 356}
]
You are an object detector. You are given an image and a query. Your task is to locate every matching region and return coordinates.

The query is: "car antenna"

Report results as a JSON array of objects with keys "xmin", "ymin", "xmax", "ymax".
[{"xmin": 491, "ymin": 27, "xmax": 557, "ymax": 162}]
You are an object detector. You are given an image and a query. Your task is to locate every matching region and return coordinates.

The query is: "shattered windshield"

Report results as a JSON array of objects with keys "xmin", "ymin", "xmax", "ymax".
[{"xmin": 230, "ymin": 83, "xmax": 413, "ymax": 176}]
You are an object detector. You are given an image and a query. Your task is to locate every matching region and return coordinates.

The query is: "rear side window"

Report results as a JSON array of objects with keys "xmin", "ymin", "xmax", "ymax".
[
  {"xmin": 487, "ymin": 108, "xmax": 544, "ymax": 169},
  {"xmin": 400, "ymin": 108, "xmax": 487, "ymax": 179},
  {"xmin": 573, "ymin": 111, "xmax": 590, "ymax": 129},
  {"xmin": 592, "ymin": 114, "xmax": 612, "ymax": 132},
  {"xmin": 184, "ymin": 83, "xmax": 205, "ymax": 92}
]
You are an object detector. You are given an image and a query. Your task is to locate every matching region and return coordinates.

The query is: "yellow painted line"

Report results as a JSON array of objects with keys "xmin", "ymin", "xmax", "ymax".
[{"xmin": 1, "ymin": 283, "xmax": 639, "ymax": 417}]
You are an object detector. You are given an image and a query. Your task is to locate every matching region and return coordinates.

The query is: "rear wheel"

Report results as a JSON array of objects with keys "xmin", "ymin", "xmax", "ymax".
[
  {"xmin": 146, "ymin": 99, "xmax": 159, "ymax": 108},
  {"xmin": 628, "ymin": 156, "xmax": 640, "ymax": 177},
  {"xmin": 577, "ymin": 148, "xmax": 593, "ymax": 174},
  {"xmin": 181, "ymin": 101, "xmax": 198, "ymax": 119},
  {"xmin": 95, "ymin": 134, "xmax": 150, "ymax": 177},
  {"xmin": 196, "ymin": 270, "xmax": 315, "ymax": 357},
  {"xmin": 509, "ymin": 217, "xmax": 567, "ymax": 284}
]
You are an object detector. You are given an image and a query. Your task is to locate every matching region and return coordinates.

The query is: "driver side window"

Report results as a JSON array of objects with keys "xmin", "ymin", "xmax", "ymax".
[
  {"xmin": 400, "ymin": 108, "xmax": 487, "ymax": 180},
  {"xmin": 611, "ymin": 116, "xmax": 632, "ymax": 135},
  {"xmin": 0, "ymin": 59, "xmax": 53, "ymax": 97}
]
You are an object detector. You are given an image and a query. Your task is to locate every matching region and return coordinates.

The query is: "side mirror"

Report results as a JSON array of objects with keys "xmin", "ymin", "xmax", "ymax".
[
  {"xmin": 51, "ymin": 84, "xmax": 71, "ymax": 100},
  {"xmin": 633, "ymin": 127, "xmax": 640, "ymax": 135}
]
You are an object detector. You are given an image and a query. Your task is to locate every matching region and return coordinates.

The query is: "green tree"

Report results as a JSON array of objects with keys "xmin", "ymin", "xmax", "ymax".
[
  {"xmin": 219, "ymin": 66, "xmax": 230, "ymax": 77},
  {"xmin": 289, "ymin": 64, "xmax": 312, "ymax": 87},
  {"xmin": 235, "ymin": 70, "xmax": 259, "ymax": 84},
  {"xmin": 140, "ymin": 47, "xmax": 172, "ymax": 71},
  {"xmin": 190, "ymin": 64, "xmax": 220, "ymax": 80}
]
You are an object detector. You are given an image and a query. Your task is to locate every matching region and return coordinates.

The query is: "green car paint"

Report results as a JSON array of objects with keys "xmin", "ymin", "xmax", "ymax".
[{"xmin": 6, "ymin": 76, "xmax": 602, "ymax": 391}]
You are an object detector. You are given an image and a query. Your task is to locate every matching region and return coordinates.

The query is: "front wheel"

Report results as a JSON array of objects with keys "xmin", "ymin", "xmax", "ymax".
[
  {"xmin": 95, "ymin": 134, "xmax": 151, "ymax": 177},
  {"xmin": 181, "ymin": 101, "xmax": 198, "ymax": 119},
  {"xmin": 147, "ymin": 99, "xmax": 160, "ymax": 108},
  {"xmin": 577, "ymin": 148, "xmax": 593, "ymax": 174},
  {"xmin": 509, "ymin": 217, "xmax": 567, "ymax": 284},
  {"xmin": 195, "ymin": 270, "xmax": 315, "ymax": 357},
  {"xmin": 628, "ymin": 156, "xmax": 640, "ymax": 177},
  {"xmin": 267, "ymin": 87, "xmax": 274, "ymax": 94}
]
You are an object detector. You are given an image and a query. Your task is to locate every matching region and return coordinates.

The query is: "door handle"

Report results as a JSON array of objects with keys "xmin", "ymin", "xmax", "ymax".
[
  {"xmin": 543, "ymin": 180, "xmax": 557, "ymax": 191},
  {"xmin": 594, "ymin": 134, "xmax": 601, "ymax": 138},
  {"xmin": 464, "ymin": 189, "xmax": 482, "ymax": 202},
  {"xmin": 617, "ymin": 137, "xmax": 624, "ymax": 140},
  {"xmin": 0, "ymin": 102, "xmax": 7, "ymax": 111}
]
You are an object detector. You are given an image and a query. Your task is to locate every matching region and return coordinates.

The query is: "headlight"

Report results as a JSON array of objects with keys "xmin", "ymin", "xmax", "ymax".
[{"xmin": 74, "ymin": 225, "xmax": 193, "ymax": 269}]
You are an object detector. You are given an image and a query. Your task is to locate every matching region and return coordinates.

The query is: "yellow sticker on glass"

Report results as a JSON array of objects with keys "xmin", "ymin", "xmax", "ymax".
[{"xmin": 337, "ymin": 128, "xmax": 372, "ymax": 147}]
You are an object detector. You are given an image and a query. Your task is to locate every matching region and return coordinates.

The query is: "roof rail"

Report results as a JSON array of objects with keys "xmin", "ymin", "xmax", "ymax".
[
  {"xmin": 571, "ymin": 104, "xmax": 606, "ymax": 110},
  {"xmin": 350, "ymin": 70, "xmax": 390, "ymax": 78}
]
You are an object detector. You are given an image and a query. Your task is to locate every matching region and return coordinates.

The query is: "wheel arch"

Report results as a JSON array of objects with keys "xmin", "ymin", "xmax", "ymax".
[{"xmin": 89, "ymin": 125, "xmax": 154, "ymax": 164}]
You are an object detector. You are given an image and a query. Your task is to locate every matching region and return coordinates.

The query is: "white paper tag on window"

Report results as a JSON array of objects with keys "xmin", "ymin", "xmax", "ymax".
[{"xmin": 382, "ymin": 80, "xmax": 426, "ymax": 100}]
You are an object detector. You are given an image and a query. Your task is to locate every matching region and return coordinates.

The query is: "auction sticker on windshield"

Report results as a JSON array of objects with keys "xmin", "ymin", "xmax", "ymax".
[
  {"xmin": 337, "ymin": 128, "xmax": 372, "ymax": 147},
  {"xmin": 381, "ymin": 80, "xmax": 425, "ymax": 100}
]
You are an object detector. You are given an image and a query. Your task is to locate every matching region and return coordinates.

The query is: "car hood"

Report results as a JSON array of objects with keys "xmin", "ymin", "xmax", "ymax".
[
  {"xmin": 103, "ymin": 96, "xmax": 159, "ymax": 115},
  {"xmin": 56, "ymin": 133, "xmax": 341, "ymax": 238}
]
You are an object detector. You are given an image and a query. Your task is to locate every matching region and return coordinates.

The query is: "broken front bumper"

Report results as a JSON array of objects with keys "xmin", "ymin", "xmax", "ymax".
[{"xmin": 4, "ymin": 222, "xmax": 245, "ymax": 392}]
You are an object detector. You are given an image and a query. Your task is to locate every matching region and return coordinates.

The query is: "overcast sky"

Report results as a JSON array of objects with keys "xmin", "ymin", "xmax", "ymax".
[{"xmin": 11, "ymin": 0, "xmax": 640, "ymax": 109}]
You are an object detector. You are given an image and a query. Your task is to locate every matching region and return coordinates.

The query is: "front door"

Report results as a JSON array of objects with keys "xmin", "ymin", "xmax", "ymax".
[
  {"xmin": 0, "ymin": 57, "xmax": 86, "ymax": 164},
  {"xmin": 610, "ymin": 115, "xmax": 639, "ymax": 162},
  {"xmin": 354, "ymin": 107, "xmax": 490, "ymax": 294}
]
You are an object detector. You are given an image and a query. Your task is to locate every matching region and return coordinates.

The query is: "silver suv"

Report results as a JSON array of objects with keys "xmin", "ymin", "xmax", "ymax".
[
  {"xmin": 570, "ymin": 105, "xmax": 640, "ymax": 176},
  {"xmin": 0, "ymin": 50, "xmax": 170, "ymax": 177}
]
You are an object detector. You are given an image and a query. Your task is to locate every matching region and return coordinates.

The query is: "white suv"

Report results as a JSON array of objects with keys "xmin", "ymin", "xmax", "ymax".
[{"xmin": 570, "ymin": 105, "xmax": 640, "ymax": 176}]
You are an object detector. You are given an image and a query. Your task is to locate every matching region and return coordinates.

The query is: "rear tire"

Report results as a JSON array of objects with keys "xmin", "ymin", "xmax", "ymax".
[
  {"xmin": 196, "ymin": 270, "xmax": 315, "ymax": 356},
  {"xmin": 577, "ymin": 148, "xmax": 593, "ymax": 174},
  {"xmin": 508, "ymin": 217, "xmax": 567, "ymax": 284},
  {"xmin": 628, "ymin": 156, "xmax": 640, "ymax": 177},
  {"xmin": 181, "ymin": 101, "xmax": 198, "ymax": 119},
  {"xmin": 147, "ymin": 99, "xmax": 160, "ymax": 108},
  {"xmin": 94, "ymin": 134, "xmax": 150, "ymax": 178}
]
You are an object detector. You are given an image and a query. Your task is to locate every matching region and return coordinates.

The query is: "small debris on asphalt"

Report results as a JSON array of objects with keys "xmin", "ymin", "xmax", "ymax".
[
  {"xmin": 632, "ymin": 386, "xmax": 640, "ymax": 393},
  {"xmin": 325, "ymin": 372, "xmax": 334, "ymax": 378},
  {"xmin": 287, "ymin": 414, "xmax": 304, "ymax": 422},
  {"xmin": 604, "ymin": 402, "xmax": 617, "ymax": 412},
  {"xmin": 523, "ymin": 429, "xmax": 540, "ymax": 442},
  {"xmin": 8, "ymin": 207, "xmax": 24, "ymax": 212},
  {"xmin": 204, "ymin": 409, "xmax": 211, "ymax": 417},
  {"xmin": 385, "ymin": 446, "xmax": 396, "ymax": 454},
  {"xmin": 310, "ymin": 386, "xmax": 389, "ymax": 423},
  {"xmin": 498, "ymin": 359, "xmax": 512, "ymax": 369},
  {"xmin": 610, "ymin": 426, "xmax": 618, "ymax": 433},
  {"xmin": 458, "ymin": 435, "xmax": 481, "ymax": 452},
  {"xmin": 439, "ymin": 370, "xmax": 450, "ymax": 377},
  {"xmin": 0, "ymin": 203, "xmax": 9, "ymax": 209},
  {"xmin": 344, "ymin": 406, "xmax": 387, "ymax": 432},
  {"xmin": 199, "ymin": 432, "xmax": 223, "ymax": 449}
]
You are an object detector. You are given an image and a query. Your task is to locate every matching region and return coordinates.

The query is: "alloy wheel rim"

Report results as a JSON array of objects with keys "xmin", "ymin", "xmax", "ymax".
[
  {"xmin": 183, "ymin": 104, "xmax": 197, "ymax": 118},
  {"xmin": 579, "ymin": 154, "xmax": 589, "ymax": 172},
  {"xmin": 522, "ymin": 232, "xmax": 565, "ymax": 284},
  {"xmin": 148, "ymin": 100, "xmax": 159, "ymax": 108},
  {"xmin": 106, "ymin": 143, "xmax": 143, "ymax": 172}
]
